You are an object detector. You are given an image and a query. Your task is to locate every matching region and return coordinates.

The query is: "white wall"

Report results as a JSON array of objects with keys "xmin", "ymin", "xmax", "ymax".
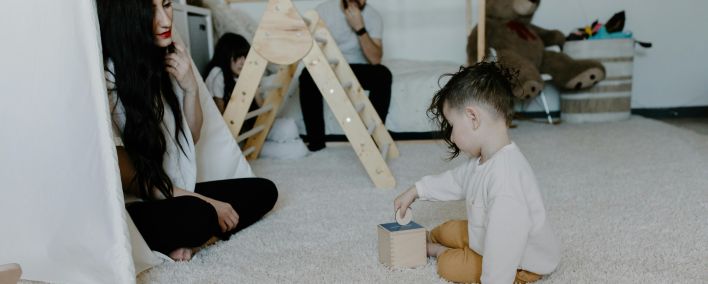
[{"xmin": 232, "ymin": 0, "xmax": 708, "ymax": 109}]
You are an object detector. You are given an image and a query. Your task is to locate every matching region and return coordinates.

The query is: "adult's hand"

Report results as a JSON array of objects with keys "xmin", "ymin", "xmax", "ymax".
[
  {"xmin": 344, "ymin": 4, "xmax": 365, "ymax": 31},
  {"xmin": 173, "ymin": 187, "xmax": 239, "ymax": 232},
  {"xmin": 165, "ymin": 41, "xmax": 203, "ymax": 142},
  {"xmin": 208, "ymin": 198, "xmax": 240, "ymax": 232},
  {"xmin": 165, "ymin": 41, "xmax": 198, "ymax": 95}
]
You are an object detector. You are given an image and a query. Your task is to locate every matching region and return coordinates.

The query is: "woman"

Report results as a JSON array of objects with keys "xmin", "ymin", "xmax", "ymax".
[
  {"xmin": 204, "ymin": 32, "xmax": 251, "ymax": 114},
  {"xmin": 96, "ymin": 0, "xmax": 278, "ymax": 261}
]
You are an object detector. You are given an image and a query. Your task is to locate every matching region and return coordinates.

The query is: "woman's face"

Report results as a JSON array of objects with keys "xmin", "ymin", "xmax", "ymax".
[
  {"xmin": 152, "ymin": 0, "xmax": 173, "ymax": 48},
  {"xmin": 230, "ymin": 56, "xmax": 246, "ymax": 77}
]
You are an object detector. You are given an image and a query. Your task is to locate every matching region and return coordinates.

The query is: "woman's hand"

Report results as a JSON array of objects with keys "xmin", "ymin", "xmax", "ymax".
[
  {"xmin": 394, "ymin": 186, "xmax": 419, "ymax": 217},
  {"xmin": 165, "ymin": 41, "xmax": 198, "ymax": 95},
  {"xmin": 172, "ymin": 187, "xmax": 238, "ymax": 233},
  {"xmin": 165, "ymin": 41, "xmax": 203, "ymax": 142},
  {"xmin": 207, "ymin": 199, "xmax": 240, "ymax": 233}
]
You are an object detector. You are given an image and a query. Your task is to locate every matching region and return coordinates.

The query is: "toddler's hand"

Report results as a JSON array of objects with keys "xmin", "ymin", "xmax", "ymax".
[{"xmin": 393, "ymin": 186, "xmax": 418, "ymax": 217}]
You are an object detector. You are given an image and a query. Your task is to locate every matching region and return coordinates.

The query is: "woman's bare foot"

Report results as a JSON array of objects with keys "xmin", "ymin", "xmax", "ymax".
[
  {"xmin": 427, "ymin": 242, "xmax": 449, "ymax": 257},
  {"xmin": 168, "ymin": 236, "xmax": 220, "ymax": 262},
  {"xmin": 169, "ymin": 248, "xmax": 193, "ymax": 262}
]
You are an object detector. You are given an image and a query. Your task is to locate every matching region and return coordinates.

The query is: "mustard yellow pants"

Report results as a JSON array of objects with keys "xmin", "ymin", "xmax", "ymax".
[{"xmin": 429, "ymin": 220, "xmax": 542, "ymax": 284}]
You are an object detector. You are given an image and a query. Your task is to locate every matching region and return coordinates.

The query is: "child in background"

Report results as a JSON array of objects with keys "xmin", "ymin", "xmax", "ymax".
[
  {"xmin": 394, "ymin": 62, "xmax": 560, "ymax": 283},
  {"xmin": 204, "ymin": 33, "xmax": 254, "ymax": 114}
]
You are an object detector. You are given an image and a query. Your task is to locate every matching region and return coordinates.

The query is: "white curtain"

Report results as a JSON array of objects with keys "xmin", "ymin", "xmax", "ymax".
[{"xmin": 0, "ymin": 1, "xmax": 254, "ymax": 283}]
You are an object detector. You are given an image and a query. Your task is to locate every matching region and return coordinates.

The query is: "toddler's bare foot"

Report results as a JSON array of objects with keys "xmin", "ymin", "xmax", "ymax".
[
  {"xmin": 169, "ymin": 247, "xmax": 193, "ymax": 262},
  {"xmin": 427, "ymin": 242, "xmax": 449, "ymax": 257}
]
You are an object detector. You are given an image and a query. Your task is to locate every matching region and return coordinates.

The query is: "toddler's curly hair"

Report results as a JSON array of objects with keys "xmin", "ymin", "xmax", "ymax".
[{"xmin": 428, "ymin": 61, "xmax": 518, "ymax": 159}]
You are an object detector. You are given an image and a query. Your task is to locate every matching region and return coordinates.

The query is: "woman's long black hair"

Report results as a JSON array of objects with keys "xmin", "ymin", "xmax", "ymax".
[
  {"xmin": 204, "ymin": 33, "xmax": 250, "ymax": 105},
  {"xmin": 97, "ymin": 0, "xmax": 186, "ymax": 199}
]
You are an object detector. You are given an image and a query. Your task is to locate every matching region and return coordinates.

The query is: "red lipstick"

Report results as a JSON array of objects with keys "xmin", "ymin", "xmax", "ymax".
[{"xmin": 158, "ymin": 30, "xmax": 172, "ymax": 39}]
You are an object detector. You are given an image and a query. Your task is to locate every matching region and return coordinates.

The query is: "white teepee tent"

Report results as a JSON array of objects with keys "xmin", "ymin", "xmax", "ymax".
[{"xmin": 0, "ymin": 1, "xmax": 254, "ymax": 283}]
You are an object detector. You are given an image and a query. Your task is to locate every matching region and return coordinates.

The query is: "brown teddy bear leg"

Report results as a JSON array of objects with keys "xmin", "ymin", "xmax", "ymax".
[
  {"xmin": 496, "ymin": 49, "xmax": 544, "ymax": 99},
  {"xmin": 541, "ymin": 50, "xmax": 606, "ymax": 90}
]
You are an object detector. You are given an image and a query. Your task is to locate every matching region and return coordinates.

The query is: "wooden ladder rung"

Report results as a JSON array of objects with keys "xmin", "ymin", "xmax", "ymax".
[
  {"xmin": 355, "ymin": 102, "xmax": 365, "ymax": 113},
  {"xmin": 237, "ymin": 125, "xmax": 265, "ymax": 143},
  {"xmin": 366, "ymin": 119, "xmax": 378, "ymax": 135},
  {"xmin": 242, "ymin": 146, "xmax": 256, "ymax": 157},
  {"xmin": 261, "ymin": 82, "xmax": 283, "ymax": 92},
  {"xmin": 245, "ymin": 104, "xmax": 274, "ymax": 120},
  {"xmin": 342, "ymin": 81, "xmax": 353, "ymax": 89},
  {"xmin": 380, "ymin": 142, "xmax": 390, "ymax": 160},
  {"xmin": 314, "ymin": 34, "xmax": 327, "ymax": 45}
]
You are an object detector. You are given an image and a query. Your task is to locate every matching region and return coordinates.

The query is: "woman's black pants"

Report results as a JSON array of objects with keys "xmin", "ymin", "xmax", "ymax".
[{"xmin": 126, "ymin": 178, "xmax": 278, "ymax": 255}]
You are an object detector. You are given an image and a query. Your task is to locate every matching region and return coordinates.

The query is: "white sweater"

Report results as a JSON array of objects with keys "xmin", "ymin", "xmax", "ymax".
[{"xmin": 416, "ymin": 142, "xmax": 560, "ymax": 284}]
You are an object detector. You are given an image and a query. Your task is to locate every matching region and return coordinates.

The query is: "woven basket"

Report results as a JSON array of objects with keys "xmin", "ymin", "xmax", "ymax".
[{"xmin": 561, "ymin": 39, "xmax": 635, "ymax": 123}]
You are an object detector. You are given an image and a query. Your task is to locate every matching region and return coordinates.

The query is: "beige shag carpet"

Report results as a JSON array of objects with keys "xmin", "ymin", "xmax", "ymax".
[{"xmin": 137, "ymin": 116, "xmax": 708, "ymax": 283}]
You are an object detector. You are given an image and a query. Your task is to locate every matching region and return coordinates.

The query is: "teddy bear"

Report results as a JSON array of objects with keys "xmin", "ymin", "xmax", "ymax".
[{"xmin": 467, "ymin": 0, "xmax": 605, "ymax": 99}]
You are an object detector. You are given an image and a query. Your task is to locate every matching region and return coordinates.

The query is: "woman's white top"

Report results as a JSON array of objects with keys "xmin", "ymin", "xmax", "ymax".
[
  {"xmin": 415, "ymin": 142, "xmax": 560, "ymax": 283},
  {"xmin": 105, "ymin": 61, "xmax": 197, "ymax": 195}
]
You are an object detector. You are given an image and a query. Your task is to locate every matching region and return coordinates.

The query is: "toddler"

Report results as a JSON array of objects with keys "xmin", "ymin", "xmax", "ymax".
[{"xmin": 394, "ymin": 62, "xmax": 560, "ymax": 283}]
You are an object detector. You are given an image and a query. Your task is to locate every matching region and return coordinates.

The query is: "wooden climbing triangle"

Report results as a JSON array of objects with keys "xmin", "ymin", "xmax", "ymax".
[{"xmin": 222, "ymin": 0, "xmax": 398, "ymax": 189}]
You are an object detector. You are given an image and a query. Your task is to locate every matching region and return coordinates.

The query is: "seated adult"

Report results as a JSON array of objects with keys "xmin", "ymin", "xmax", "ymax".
[
  {"xmin": 96, "ymin": 0, "xmax": 278, "ymax": 261},
  {"xmin": 299, "ymin": 0, "xmax": 392, "ymax": 151}
]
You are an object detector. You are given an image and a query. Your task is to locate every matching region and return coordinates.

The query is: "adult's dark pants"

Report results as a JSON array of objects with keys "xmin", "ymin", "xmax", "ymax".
[
  {"xmin": 126, "ymin": 178, "xmax": 278, "ymax": 255},
  {"xmin": 299, "ymin": 63, "xmax": 392, "ymax": 149}
]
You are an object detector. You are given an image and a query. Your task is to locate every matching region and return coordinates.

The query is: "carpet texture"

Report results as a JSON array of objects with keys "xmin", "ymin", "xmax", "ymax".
[{"xmin": 137, "ymin": 116, "xmax": 708, "ymax": 283}]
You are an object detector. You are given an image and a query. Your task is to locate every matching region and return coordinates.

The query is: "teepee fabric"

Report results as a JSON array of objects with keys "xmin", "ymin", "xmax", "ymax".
[
  {"xmin": 0, "ymin": 1, "xmax": 254, "ymax": 282},
  {"xmin": 0, "ymin": 1, "xmax": 134, "ymax": 282}
]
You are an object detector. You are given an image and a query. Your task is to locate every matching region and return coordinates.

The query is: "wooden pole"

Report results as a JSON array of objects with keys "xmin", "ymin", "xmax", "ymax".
[
  {"xmin": 466, "ymin": 0, "xmax": 472, "ymax": 36},
  {"xmin": 477, "ymin": 0, "xmax": 485, "ymax": 62}
]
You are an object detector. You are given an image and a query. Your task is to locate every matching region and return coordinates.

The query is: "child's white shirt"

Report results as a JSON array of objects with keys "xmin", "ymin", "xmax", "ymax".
[
  {"xmin": 416, "ymin": 142, "xmax": 560, "ymax": 284},
  {"xmin": 205, "ymin": 68, "xmax": 234, "ymax": 99}
]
